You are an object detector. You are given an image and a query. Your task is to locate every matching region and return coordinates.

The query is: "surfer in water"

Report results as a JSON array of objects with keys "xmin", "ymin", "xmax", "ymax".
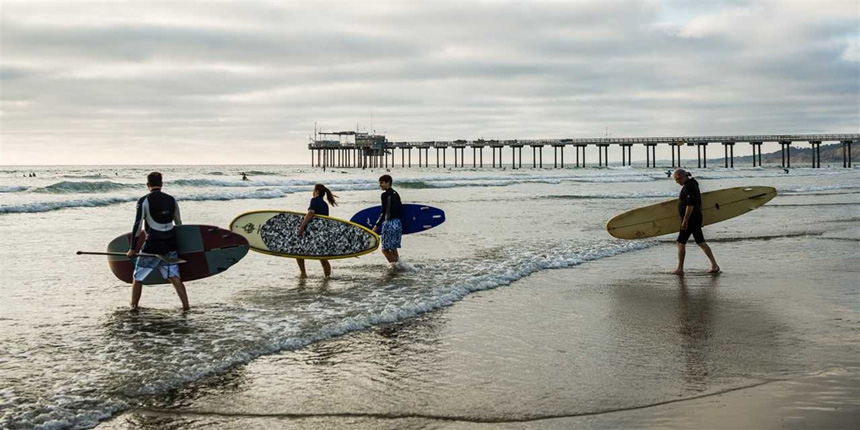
[
  {"xmin": 126, "ymin": 172, "xmax": 190, "ymax": 310},
  {"xmin": 296, "ymin": 183, "xmax": 338, "ymax": 278},
  {"xmin": 672, "ymin": 169, "xmax": 720, "ymax": 275},
  {"xmin": 372, "ymin": 174, "xmax": 402, "ymax": 268}
]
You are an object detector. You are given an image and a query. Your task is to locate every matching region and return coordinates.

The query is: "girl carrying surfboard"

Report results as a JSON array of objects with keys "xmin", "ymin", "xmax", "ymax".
[{"xmin": 296, "ymin": 184, "xmax": 338, "ymax": 278}]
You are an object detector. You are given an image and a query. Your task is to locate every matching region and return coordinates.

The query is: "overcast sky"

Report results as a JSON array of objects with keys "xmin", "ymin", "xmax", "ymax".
[{"xmin": 1, "ymin": 1, "xmax": 858, "ymax": 165}]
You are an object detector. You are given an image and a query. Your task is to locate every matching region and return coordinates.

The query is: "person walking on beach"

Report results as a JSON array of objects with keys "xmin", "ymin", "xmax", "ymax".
[
  {"xmin": 296, "ymin": 183, "xmax": 338, "ymax": 278},
  {"xmin": 672, "ymin": 169, "xmax": 720, "ymax": 275},
  {"xmin": 372, "ymin": 174, "xmax": 402, "ymax": 268},
  {"xmin": 126, "ymin": 172, "xmax": 190, "ymax": 310}
]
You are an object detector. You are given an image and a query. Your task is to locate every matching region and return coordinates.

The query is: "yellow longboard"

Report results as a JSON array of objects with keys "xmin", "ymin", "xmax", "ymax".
[
  {"xmin": 230, "ymin": 210, "xmax": 380, "ymax": 260},
  {"xmin": 606, "ymin": 186, "xmax": 777, "ymax": 239}
]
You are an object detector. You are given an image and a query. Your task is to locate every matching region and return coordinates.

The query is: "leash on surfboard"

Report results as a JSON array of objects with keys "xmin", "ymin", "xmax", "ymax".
[{"xmin": 75, "ymin": 251, "xmax": 187, "ymax": 264}]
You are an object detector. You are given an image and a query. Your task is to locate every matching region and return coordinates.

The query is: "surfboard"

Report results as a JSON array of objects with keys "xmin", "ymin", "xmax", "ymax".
[
  {"xmin": 106, "ymin": 225, "xmax": 249, "ymax": 285},
  {"xmin": 606, "ymin": 186, "xmax": 777, "ymax": 239},
  {"xmin": 350, "ymin": 204, "xmax": 446, "ymax": 234},
  {"xmin": 230, "ymin": 210, "xmax": 379, "ymax": 259}
]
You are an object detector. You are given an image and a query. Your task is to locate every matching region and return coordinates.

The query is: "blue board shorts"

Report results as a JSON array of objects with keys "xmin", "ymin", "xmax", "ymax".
[
  {"xmin": 133, "ymin": 251, "xmax": 181, "ymax": 281},
  {"xmin": 381, "ymin": 219, "xmax": 402, "ymax": 251}
]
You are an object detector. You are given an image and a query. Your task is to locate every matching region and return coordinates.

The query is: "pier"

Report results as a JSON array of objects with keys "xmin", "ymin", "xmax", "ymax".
[{"xmin": 309, "ymin": 133, "xmax": 858, "ymax": 169}]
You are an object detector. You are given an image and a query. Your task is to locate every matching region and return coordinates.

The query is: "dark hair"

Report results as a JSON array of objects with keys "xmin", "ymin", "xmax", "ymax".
[
  {"xmin": 147, "ymin": 172, "xmax": 163, "ymax": 187},
  {"xmin": 314, "ymin": 183, "xmax": 338, "ymax": 206},
  {"xmin": 379, "ymin": 174, "xmax": 393, "ymax": 185}
]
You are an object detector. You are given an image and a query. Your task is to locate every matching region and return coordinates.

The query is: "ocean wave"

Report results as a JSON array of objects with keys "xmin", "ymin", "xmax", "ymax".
[
  {"xmin": 61, "ymin": 174, "xmax": 112, "ymax": 179},
  {"xmin": 0, "ymin": 183, "xmax": 383, "ymax": 214},
  {"xmin": 695, "ymin": 169, "xmax": 850, "ymax": 180},
  {"xmin": 33, "ymin": 181, "xmax": 136, "ymax": 194},
  {"xmin": 0, "ymin": 239, "xmax": 654, "ymax": 429},
  {"xmin": 171, "ymin": 178, "xmax": 313, "ymax": 188},
  {"xmin": 545, "ymin": 191, "xmax": 675, "ymax": 200},
  {"xmin": 0, "ymin": 189, "xmax": 287, "ymax": 214},
  {"xmin": 245, "ymin": 170, "xmax": 281, "ymax": 176},
  {"xmin": 778, "ymin": 184, "xmax": 860, "ymax": 193},
  {"xmin": 0, "ymin": 185, "xmax": 29, "ymax": 193},
  {"xmin": 0, "ymin": 195, "xmax": 141, "ymax": 214},
  {"xmin": 397, "ymin": 178, "xmax": 565, "ymax": 189},
  {"xmin": 569, "ymin": 176, "xmax": 657, "ymax": 183}
]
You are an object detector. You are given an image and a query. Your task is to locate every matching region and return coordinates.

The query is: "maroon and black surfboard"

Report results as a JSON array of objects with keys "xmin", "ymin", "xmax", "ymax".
[{"xmin": 106, "ymin": 225, "xmax": 249, "ymax": 285}]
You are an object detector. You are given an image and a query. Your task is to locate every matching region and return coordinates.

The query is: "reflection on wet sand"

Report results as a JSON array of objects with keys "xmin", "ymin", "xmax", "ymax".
[
  {"xmin": 105, "ymin": 311, "xmax": 448, "ymax": 429},
  {"xmin": 675, "ymin": 275, "xmax": 717, "ymax": 391}
]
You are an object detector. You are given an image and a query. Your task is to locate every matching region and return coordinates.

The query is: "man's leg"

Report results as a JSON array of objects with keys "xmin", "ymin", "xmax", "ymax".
[
  {"xmin": 131, "ymin": 280, "xmax": 143, "ymax": 309},
  {"xmin": 698, "ymin": 242, "xmax": 720, "ymax": 273},
  {"xmin": 167, "ymin": 277, "xmax": 190, "ymax": 310},
  {"xmin": 320, "ymin": 259, "xmax": 331, "ymax": 277},
  {"xmin": 673, "ymin": 242, "xmax": 686, "ymax": 275},
  {"xmin": 296, "ymin": 258, "xmax": 307, "ymax": 278},
  {"xmin": 381, "ymin": 249, "xmax": 396, "ymax": 263}
]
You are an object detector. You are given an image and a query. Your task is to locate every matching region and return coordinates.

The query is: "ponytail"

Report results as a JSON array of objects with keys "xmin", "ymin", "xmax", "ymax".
[
  {"xmin": 314, "ymin": 183, "xmax": 338, "ymax": 206},
  {"xmin": 673, "ymin": 169, "xmax": 692, "ymax": 178}
]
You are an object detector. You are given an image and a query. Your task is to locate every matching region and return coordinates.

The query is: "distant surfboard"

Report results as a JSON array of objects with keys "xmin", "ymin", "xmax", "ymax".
[
  {"xmin": 606, "ymin": 186, "xmax": 777, "ymax": 239},
  {"xmin": 350, "ymin": 204, "xmax": 446, "ymax": 234},
  {"xmin": 230, "ymin": 210, "xmax": 379, "ymax": 259},
  {"xmin": 106, "ymin": 225, "xmax": 249, "ymax": 285}
]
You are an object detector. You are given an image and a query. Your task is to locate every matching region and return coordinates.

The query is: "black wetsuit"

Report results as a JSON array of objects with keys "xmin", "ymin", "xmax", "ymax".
[
  {"xmin": 373, "ymin": 188, "xmax": 402, "ymax": 230},
  {"xmin": 677, "ymin": 178, "xmax": 705, "ymax": 244},
  {"xmin": 131, "ymin": 189, "xmax": 182, "ymax": 254}
]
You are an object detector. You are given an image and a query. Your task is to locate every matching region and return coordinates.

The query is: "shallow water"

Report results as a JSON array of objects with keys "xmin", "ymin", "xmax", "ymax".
[{"xmin": 0, "ymin": 165, "xmax": 858, "ymax": 429}]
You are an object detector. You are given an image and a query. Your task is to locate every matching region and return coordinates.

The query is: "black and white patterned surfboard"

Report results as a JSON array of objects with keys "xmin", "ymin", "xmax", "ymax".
[{"xmin": 230, "ymin": 211, "xmax": 379, "ymax": 259}]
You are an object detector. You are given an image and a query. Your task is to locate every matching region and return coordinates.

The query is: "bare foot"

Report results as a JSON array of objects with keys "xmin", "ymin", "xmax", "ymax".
[
  {"xmin": 708, "ymin": 266, "xmax": 721, "ymax": 274},
  {"xmin": 672, "ymin": 268, "xmax": 684, "ymax": 275},
  {"xmin": 298, "ymin": 272, "xmax": 308, "ymax": 279}
]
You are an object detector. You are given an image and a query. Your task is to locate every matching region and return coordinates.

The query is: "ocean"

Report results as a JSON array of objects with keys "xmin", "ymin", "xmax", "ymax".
[{"xmin": 0, "ymin": 165, "xmax": 858, "ymax": 429}]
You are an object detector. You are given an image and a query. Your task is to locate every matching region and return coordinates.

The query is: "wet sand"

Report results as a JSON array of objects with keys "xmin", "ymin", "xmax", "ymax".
[{"xmin": 100, "ymin": 233, "xmax": 860, "ymax": 429}]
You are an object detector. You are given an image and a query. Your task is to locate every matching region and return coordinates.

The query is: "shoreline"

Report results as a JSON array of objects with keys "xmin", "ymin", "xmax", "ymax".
[{"xmin": 100, "ymin": 234, "xmax": 860, "ymax": 429}]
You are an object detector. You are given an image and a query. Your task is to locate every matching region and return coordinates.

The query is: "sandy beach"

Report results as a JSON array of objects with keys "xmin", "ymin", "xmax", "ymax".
[{"xmin": 99, "ymin": 232, "xmax": 860, "ymax": 429}]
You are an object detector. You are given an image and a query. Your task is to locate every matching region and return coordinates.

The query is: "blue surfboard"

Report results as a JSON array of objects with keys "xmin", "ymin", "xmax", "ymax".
[{"xmin": 350, "ymin": 204, "xmax": 446, "ymax": 234}]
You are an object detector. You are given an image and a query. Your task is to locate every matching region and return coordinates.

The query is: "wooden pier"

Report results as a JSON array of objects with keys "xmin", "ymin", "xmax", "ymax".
[{"xmin": 309, "ymin": 133, "xmax": 858, "ymax": 169}]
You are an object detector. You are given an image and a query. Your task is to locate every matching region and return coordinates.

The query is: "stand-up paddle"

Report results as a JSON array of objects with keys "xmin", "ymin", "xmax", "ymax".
[{"xmin": 76, "ymin": 251, "xmax": 187, "ymax": 264}]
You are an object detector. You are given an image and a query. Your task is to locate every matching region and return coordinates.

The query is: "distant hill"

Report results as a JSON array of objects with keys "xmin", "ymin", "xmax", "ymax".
[{"xmin": 695, "ymin": 142, "xmax": 858, "ymax": 167}]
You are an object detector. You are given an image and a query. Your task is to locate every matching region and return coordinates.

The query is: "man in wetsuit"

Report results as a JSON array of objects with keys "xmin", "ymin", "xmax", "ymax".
[
  {"xmin": 673, "ymin": 169, "xmax": 720, "ymax": 275},
  {"xmin": 126, "ymin": 172, "xmax": 190, "ymax": 310},
  {"xmin": 372, "ymin": 174, "xmax": 402, "ymax": 267}
]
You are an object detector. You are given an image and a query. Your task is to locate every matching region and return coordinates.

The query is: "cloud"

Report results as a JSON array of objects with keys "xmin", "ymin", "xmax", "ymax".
[{"xmin": 0, "ymin": 1, "xmax": 858, "ymax": 164}]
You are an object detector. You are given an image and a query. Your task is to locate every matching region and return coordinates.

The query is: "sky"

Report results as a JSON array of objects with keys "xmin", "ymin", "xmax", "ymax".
[{"xmin": 1, "ymin": 0, "xmax": 858, "ymax": 165}]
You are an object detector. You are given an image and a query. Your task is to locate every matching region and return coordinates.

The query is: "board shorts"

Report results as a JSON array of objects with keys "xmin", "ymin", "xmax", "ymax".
[
  {"xmin": 677, "ymin": 216, "xmax": 705, "ymax": 245},
  {"xmin": 133, "ymin": 250, "xmax": 181, "ymax": 281},
  {"xmin": 380, "ymin": 219, "xmax": 402, "ymax": 251}
]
